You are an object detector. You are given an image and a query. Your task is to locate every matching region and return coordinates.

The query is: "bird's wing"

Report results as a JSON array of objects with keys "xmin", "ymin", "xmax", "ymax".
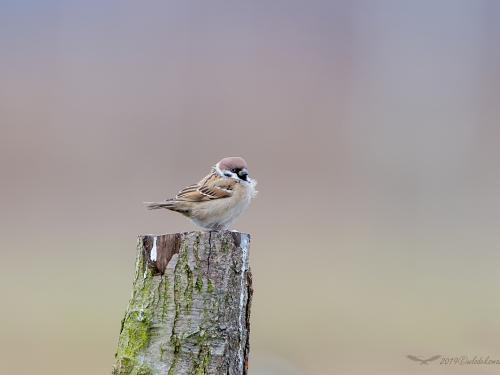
[
  {"xmin": 175, "ymin": 172, "xmax": 235, "ymax": 202},
  {"xmin": 406, "ymin": 356, "xmax": 422, "ymax": 362},
  {"xmin": 425, "ymin": 355, "xmax": 441, "ymax": 362}
]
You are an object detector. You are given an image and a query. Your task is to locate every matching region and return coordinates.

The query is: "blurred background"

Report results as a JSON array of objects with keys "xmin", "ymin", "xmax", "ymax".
[{"xmin": 1, "ymin": 1, "xmax": 500, "ymax": 374}]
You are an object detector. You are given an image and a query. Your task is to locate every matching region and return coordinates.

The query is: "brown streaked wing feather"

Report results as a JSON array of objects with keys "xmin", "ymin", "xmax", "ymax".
[
  {"xmin": 198, "ymin": 184, "xmax": 233, "ymax": 199},
  {"xmin": 175, "ymin": 172, "xmax": 235, "ymax": 202},
  {"xmin": 175, "ymin": 184, "xmax": 211, "ymax": 202},
  {"xmin": 176, "ymin": 184, "xmax": 199, "ymax": 197}
]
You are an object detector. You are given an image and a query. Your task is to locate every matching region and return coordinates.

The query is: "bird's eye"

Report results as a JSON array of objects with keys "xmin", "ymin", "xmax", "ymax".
[{"xmin": 231, "ymin": 168, "xmax": 237, "ymax": 173}]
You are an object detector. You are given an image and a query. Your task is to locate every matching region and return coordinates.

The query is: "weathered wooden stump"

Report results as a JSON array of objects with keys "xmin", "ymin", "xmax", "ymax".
[{"xmin": 112, "ymin": 230, "xmax": 253, "ymax": 375}]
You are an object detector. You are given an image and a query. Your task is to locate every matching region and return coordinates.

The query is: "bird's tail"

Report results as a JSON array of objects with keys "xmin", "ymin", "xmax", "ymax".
[{"xmin": 144, "ymin": 200, "xmax": 176, "ymax": 210}]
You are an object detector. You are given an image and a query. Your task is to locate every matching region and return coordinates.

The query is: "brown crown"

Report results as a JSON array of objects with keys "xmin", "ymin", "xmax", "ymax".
[{"xmin": 218, "ymin": 157, "xmax": 248, "ymax": 171}]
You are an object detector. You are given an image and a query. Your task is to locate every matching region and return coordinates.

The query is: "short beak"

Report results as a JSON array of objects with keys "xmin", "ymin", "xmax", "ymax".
[{"xmin": 238, "ymin": 169, "xmax": 249, "ymax": 180}]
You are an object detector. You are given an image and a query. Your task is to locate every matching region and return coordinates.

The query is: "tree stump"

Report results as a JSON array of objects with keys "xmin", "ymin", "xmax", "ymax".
[{"xmin": 112, "ymin": 230, "xmax": 253, "ymax": 375}]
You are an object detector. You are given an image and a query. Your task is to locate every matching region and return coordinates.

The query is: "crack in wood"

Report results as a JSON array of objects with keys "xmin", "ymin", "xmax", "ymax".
[{"xmin": 142, "ymin": 233, "xmax": 181, "ymax": 276}]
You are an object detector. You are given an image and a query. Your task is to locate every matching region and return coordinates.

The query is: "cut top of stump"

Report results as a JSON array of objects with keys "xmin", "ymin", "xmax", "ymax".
[{"xmin": 139, "ymin": 230, "xmax": 249, "ymax": 276}]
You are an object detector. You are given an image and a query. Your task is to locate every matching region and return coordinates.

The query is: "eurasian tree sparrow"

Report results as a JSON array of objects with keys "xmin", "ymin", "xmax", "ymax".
[{"xmin": 145, "ymin": 157, "xmax": 257, "ymax": 230}]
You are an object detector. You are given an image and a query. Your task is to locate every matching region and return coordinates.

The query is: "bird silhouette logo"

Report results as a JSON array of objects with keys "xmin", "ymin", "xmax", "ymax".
[{"xmin": 407, "ymin": 355, "xmax": 441, "ymax": 365}]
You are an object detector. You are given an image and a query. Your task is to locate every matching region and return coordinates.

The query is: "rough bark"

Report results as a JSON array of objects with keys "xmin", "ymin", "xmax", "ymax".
[{"xmin": 112, "ymin": 230, "xmax": 253, "ymax": 375}]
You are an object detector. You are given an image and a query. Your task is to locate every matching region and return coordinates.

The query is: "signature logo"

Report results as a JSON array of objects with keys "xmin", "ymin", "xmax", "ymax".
[{"xmin": 407, "ymin": 355, "xmax": 441, "ymax": 365}]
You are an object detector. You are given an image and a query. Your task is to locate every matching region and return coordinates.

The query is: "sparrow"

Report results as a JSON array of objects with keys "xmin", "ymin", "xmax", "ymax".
[{"xmin": 145, "ymin": 157, "xmax": 257, "ymax": 230}]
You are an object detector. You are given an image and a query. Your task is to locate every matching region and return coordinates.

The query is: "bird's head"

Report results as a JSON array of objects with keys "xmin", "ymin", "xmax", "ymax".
[{"xmin": 215, "ymin": 157, "xmax": 250, "ymax": 182}]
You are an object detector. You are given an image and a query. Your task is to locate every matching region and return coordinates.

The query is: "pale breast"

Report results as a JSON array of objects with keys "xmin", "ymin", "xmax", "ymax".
[{"xmin": 189, "ymin": 178, "xmax": 257, "ymax": 230}]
